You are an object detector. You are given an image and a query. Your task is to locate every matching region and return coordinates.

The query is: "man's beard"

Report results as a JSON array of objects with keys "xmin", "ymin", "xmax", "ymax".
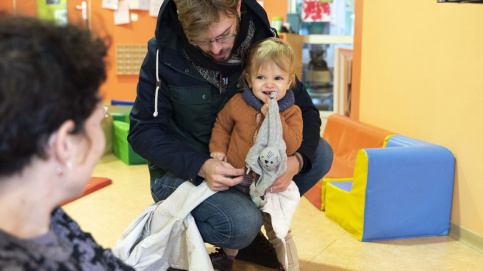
[
  {"xmin": 210, "ymin": 48, "xmax": 232, "ymax": 63},
  {"xmin": 206, "ymin": 18, "xmax": 240, "ymax": 63}
]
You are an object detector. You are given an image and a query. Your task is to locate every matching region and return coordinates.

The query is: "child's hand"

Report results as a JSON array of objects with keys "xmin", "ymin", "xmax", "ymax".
[
  {"xmin": 211, "ymin": 152, "xmax": 227, "ymax": 162},
  {"xmin": 261, "ymin": 102, "xmax": 269, "ymax": 116}
]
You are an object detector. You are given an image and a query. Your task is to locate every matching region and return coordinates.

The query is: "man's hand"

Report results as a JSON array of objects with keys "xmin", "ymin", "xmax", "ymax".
[
  {"xmin": 266, "ymin": 155, "xmax": 299, "ymax": 193},
  {"xmin": 211, "ymin": 152, "xmax": 227, "ymax": 162},
  {"xmin": 198, "ymin": 159, "xmax": 245, "ymax": 191}
]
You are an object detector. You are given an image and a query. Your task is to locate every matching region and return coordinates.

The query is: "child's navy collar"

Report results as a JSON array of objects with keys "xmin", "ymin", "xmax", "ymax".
[{"xmin": 241, "ymin": 89, "xmax": 295, "ymax": 112}]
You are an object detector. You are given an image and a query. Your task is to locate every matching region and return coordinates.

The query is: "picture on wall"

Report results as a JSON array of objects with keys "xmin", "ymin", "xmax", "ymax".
[
  {"xmin": 302, "ymin": 0, "xmax": 331, "ymax": 22},
  {"xmin": 38, "ymin": 0, "xmax": 67, "ymax": 25},
  {"xmin": 302, "ymin": 0, "xmax": 330, "ymax": 22}
]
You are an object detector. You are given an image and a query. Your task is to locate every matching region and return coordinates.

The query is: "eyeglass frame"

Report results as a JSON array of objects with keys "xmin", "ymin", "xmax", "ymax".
[{"xmin": 191, "ymin": 32, "xmax": 237, "ymax": 47}]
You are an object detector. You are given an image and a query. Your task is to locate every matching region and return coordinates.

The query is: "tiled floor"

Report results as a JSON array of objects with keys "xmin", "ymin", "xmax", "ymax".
[{"xmin": 63, "ymin": 154, "xmax": 483, "ymax": 271}]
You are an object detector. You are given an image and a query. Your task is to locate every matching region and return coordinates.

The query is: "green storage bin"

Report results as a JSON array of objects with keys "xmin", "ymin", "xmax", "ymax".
[
  {"xmin": 111, "ymin": 112, "xmax": 130, "ymax": 123},
  {"xmin": 108, "ymin": 105, "xmax": 132, "ymax": 123},
  {"xmin": 112, "ymin": 120, "xmax": 147, "ymax": 165}
]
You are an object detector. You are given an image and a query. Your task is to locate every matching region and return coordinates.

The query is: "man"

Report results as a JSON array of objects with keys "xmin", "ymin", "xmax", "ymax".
[{"xmin": 128, "ymin": 0, "xmax": 333, "ymax": 269}]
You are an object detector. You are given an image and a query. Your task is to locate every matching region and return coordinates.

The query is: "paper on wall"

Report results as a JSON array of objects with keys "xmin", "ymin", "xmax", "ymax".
[
  {"xmin": 102, "ymin": 0, "xmax": 119, "ymax": 10},
  {"xmin": 150, "ymin": 0, "xmax": 165, "ymax": 17},
  {"xmin": 114, "ymin": 0, "xmax": 130, "ymax": 25},
  {"xmin": 128, "ymin": 0, "xmax": 149, "ymax": 10}
]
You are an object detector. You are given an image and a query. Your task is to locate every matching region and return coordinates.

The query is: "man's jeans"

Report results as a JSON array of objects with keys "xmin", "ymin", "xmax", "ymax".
[{"xmin": 150, "ymin": 137, "xmax": 333, "ymax": 249}]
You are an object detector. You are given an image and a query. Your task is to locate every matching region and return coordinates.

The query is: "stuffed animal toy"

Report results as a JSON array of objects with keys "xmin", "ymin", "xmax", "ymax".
[{"xmin": 259, "ymin": 146, "xmax": 281, "ymax": 171}]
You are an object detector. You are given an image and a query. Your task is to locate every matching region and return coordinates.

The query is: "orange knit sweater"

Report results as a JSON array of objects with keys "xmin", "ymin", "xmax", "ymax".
[{"xmin": 209, "ymin": 93, "xmax": 303, "ymax": 169}]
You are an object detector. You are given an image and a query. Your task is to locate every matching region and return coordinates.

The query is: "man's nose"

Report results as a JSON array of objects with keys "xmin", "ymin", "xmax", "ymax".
[{"xmin": 210, "ymin": 41, "xmax": 223, "ymax": 54}]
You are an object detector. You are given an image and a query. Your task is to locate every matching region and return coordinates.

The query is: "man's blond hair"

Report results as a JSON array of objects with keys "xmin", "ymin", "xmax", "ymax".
[{"xmin": 174, "ymin": 0, "xmax": 239, "ymax": 43}]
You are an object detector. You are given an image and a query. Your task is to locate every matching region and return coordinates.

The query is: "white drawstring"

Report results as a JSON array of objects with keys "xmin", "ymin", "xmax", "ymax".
[{"xmin": 153, "ymin": 49, "xmax": 160, "ymax": 117}]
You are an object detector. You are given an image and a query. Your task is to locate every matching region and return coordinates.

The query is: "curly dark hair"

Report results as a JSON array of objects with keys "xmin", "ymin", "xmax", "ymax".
[{"xmin": 0, "ymin": 16, "xmax": 109, "ymax": 177}]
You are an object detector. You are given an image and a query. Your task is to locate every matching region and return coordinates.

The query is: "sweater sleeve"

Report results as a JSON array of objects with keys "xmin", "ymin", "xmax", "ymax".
[{"xmin": 209, "ymin": 97, "xmax": 236, "ymax": 154}]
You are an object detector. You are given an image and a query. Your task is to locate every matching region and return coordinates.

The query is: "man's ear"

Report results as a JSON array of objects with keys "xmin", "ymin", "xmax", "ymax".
[
  {"xmin": 237, "ymin": 0, "xmax": 242, "ymax": 17},
  {"xmin": 49, "ymin": 120, "xmax": 75, "ymax": 164}
]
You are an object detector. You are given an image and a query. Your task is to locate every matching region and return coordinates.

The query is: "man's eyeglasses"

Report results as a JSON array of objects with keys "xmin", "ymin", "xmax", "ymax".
[{"xmin": 192, "ymin": 32, "xmax": 237, "ymax": 47}]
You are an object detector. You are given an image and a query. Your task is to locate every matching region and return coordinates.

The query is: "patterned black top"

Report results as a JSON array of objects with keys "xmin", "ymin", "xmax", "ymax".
[{"xmin": 0, "ymin": 207, "xmax": 134, "ymax": 271}]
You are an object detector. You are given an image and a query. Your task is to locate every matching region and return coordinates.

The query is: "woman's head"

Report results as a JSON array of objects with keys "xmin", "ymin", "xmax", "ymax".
[
  {"xmin": 240, "ymin": 37, "xmax": 296, "ymax": 102},
  {"xmin": 0, "ymin": 16, "xmax": 108, "ymax": 177}
]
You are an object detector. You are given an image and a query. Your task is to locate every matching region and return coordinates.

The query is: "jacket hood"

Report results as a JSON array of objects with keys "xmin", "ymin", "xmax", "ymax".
[{"xmin": 154, "ymin": 0, "xmax": 274, "ymax": 50}]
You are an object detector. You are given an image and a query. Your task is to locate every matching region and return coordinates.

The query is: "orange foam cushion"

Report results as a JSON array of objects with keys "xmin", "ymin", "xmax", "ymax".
[
  {"xmin": 322, "ymin": 114, "xmax": 392, "ymax": 166},
  {"xmin": 60, "ymin": 177, "xmax": 112, "ymax": 206},
  {"xmin": 305, "ymin": 114, "xmax": 393, "ymax": 210}
]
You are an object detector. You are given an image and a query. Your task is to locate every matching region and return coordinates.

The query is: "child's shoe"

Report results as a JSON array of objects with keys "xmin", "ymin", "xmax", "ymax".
[
  {"xmin": 209, "ymin": 248, "xmax": 234, "ymax": 271},
  {"xmin": 235, "ymin": 232, "xmax": 279, "ymax": 268}
]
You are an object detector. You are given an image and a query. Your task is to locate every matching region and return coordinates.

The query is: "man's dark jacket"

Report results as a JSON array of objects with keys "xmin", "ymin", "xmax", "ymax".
[{"xmin": 128, "ymin": 0, "xmax": 321, "ymax": 184}]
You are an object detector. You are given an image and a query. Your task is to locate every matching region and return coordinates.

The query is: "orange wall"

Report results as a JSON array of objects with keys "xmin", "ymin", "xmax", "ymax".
[
  {"xmin": 1, "ymin": 0, "xmax": 36, "ymax": 17},
  {"xmin": 261, "ymin": 0, "xmax": 288, "ymax": 26},
  {"xmin": 350, "ymin": 0, "xmax": 362, "ymax": 120},
  {"xmin": 0, "ymin": 1, "xmax": 13, "ymax": 14},
  {"xmin": 86, "ymin": 4, "xmax": 157, "ymax": 102},
  {"xmin": 0, "ymin": 0, "xmax": 157, "ymax": 102}
]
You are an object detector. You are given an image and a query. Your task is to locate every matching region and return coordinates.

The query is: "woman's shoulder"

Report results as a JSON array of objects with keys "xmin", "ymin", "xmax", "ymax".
[
  {"xmin": 51, "ymin": 207, "xmax": 83, "ymax": 236},
  {"xmin": 0, "ymin": 211, "xmax": 73, "ymax": 270},
  {"xmin": 50, "ymin": 207, "xmax": 135, "ymax": 270},
  {"xmin": 0, "ymin": 229, "xmax": 38, "ymax": 269}
]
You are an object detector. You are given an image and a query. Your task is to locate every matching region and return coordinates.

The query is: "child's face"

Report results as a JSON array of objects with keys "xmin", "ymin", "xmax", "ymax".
[{"xmin": 246, "ymin": 62, "xmax": 292, "ymax": 104}]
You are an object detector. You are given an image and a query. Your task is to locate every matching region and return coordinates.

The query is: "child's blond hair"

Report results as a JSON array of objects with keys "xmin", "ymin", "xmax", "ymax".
[{"xmin": 239, "ymin": 37, "xmax": 296, "ymax": 90}]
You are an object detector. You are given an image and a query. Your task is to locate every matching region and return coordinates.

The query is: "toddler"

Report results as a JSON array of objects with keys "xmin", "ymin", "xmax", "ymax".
[{"xmin": 209, "ymin": 37, "xmax": 302, "ymax": 271}]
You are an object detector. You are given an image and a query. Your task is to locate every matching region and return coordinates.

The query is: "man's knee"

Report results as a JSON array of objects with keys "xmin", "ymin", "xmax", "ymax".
[
  {"xmin": 194, "ymin": 192, "xmax": 263, "ymax": 249},
  {"xmin": 317, "ymin": 137, "xmax": 334, "ymax": 175},
  {"xmin": 215, "ymin": 208, "xmax": 262, "ymax": 249},
  {"xmin": 227, "ymin": 213, "xmax": 263, "ymax": 249},
  {"xmin": 294, "ymin": 137, "xmax": 333, "ymax": 195}
]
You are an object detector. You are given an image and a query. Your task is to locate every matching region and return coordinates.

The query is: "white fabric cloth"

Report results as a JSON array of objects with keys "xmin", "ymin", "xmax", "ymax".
[
  {"xmin": 261, "ymin": 181, "xmax": 300, "ymax": 241},
  {"xmin": 112, "ymin": 181, "xmax": 216, "ymax": 271}
]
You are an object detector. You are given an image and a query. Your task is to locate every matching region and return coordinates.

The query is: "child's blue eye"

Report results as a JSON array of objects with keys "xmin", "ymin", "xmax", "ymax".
[
  {"xmin": 275, "ymin": 77, "xmax": 283, "ymax": 80},
  {"xmin": 256, "ymin": 76, "xmax": 264, "ymax": 80}
]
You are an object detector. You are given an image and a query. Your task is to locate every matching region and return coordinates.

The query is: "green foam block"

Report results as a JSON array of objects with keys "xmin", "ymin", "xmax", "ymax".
[{"xmin": 112, "ymin": 120, "xmax": 147, "ymax": 165}]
